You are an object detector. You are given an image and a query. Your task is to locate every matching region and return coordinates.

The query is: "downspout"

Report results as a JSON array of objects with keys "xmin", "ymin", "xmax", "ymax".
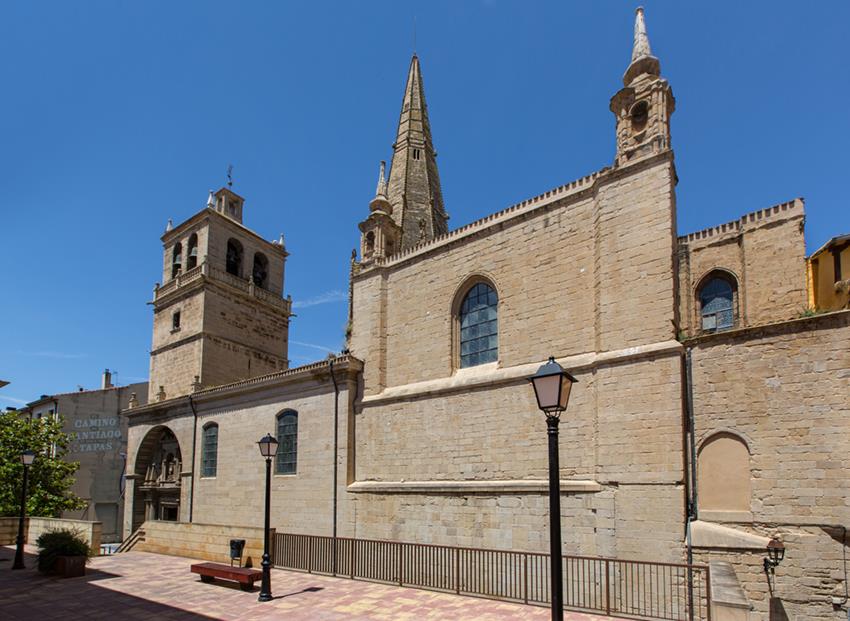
[
  {"xmin": 685, "ymin": 347, "xmax": 698, "ymax": 565},
  {"xmin": 329, "ymin": 357, "xmax": 339, "ymax": 574},
  {"xmin": 684, "ymin": 347, "xmax": 698, "ymax": 620},
  {"xmin": 188, "ymin": 394, "xmax": 199, "ymax": 523}
]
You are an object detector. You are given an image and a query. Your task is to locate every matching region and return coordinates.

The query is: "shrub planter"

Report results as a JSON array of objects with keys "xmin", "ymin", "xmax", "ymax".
[
  {"xmin": 36, "ymin": 528, "xmax": 91, "ymax": 577},
  {"xmin": 55, "ymin": 555, "xmax": 86, "ymax": 578}
]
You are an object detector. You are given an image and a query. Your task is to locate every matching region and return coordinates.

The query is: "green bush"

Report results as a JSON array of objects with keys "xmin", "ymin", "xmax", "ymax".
[{"xmin": 35, "ymin": 528, "xmax": 91, "ymax": 573}]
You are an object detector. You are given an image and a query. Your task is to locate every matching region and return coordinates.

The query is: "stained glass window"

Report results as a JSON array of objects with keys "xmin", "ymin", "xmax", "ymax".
[
  {"xmin": 700, "ymin": 277, "xmax": 734, "ymax": 332},
  {"xmin": 276, "ymin": 410, "xmax": 298, "ymax": 475},
  {"xmin": 201, "ymin": 424, "xmax": 218, "ymax": 477},
  {"xmin": 459, "ymin": 283, "xmax": 498, "ymax": 368}
]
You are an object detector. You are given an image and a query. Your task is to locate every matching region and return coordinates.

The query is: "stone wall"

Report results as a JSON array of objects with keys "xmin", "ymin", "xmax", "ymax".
[
  {"xmin": 125, "ymin": 360, "xmax": 359, "ymax": 543},
  {"xmin": 0, "ymin": 517, "xmax": 102, "ymax": 554},
  {"xmin": 352, "ymin": 155, "xmax": 678, "ymax": 392},
  {"xmin": 677, "ymin": 199, "xmax": 807, "ymax": 336},
  {"xmin": 689, "ymin": 310, "xmax": 850, "ymax": 620},
  {"xmin": 135, "ymin": 520, "xmax": 271, "ymax": 566},
  {"xmin": 148, "ymin": 338, "xmax": 203, "ymax": 401},
  {"xmin": 0, "ymin": 517, "xmax": 21, "ymax": 545},
  {"xmin": 348, "ymin": 153, "xmax": 686, "ymax": 564}
]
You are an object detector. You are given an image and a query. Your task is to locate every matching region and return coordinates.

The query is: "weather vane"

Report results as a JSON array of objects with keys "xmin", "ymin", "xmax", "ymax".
[{"xmin": 227, "ymin": 164, "xmax": 234, "ymax": 188}]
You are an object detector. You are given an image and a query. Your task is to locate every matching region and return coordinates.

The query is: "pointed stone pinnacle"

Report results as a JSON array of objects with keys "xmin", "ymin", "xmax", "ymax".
[
  {"xmin": 623, "ymin": 6, "xmax": 661, "ymax": 85},
  {"xmin": 631, "ymin": 7, "xmax": 652, "ymax": 62},
  {"xmin": 375, "ymin": 161, "xmax": 387, "ymax": 197}
]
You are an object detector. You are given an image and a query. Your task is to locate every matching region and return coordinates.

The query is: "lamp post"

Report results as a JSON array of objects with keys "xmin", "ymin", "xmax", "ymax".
[
  {"xmin": 529, "ymin": 357, "xmax": 577, "ymax": 621},
  {"xmin": 257, "ymin": 433, "xmax": 279, "ymax": 602},
  {"xmin": 12, "ymin": 450, "xmax": 36, "ymax": 570}
]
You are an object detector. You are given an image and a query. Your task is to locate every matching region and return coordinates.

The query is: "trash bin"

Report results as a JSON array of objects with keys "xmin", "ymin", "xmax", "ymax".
[{"xmin": 230, "ymin": 539, "xmax": 246, "ymax": 562}]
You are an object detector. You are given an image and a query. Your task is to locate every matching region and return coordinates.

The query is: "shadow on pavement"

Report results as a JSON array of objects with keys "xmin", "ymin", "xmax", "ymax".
[{"xmin": 0, "ymin": 546, "xmax": 219, "ymax": 621}]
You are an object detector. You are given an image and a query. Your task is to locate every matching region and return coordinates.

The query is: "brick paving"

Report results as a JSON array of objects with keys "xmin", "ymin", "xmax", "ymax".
[{"xmin": 0, "ymin": 545, "xmax": 607, "ymax": 620}]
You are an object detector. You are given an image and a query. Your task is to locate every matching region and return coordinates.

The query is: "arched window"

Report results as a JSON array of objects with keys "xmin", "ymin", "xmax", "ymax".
[
  {"xmin": 698, "ymin": 432, "xmax": 751, "ymax": 515},
  {"xmin": 458, "ymin": 281, "xmax": 498, "ymax": 368},
  {"xmin": 364, "ymin": 231, "xmax": 375, "ymax": 256},
  {"xmin": 276, "ymin": 410, "xmax": 298, "ymax": 475},
  {"xmin": 226, "ymin": 238, "xmax": 243, "ymax": 277},
  {"xmin": 201, "ymin": 423, "xmax": 218, "ymax": 477},
  {"xmin": 698, "ymin": 272, "xmax": 737, "ymax": 332},
  {"xmin": 187, "ymin": 233, "xmax": 198, "ymax": 270},
  {"xmin": 252, "ymin": 252, "xmax": 269, "ymax": 289},
  {"xmin": 171, "ymin": 243, "xmax": 182, "ymax": 279}
]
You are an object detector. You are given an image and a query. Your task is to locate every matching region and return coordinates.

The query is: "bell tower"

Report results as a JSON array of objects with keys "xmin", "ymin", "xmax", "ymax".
[
  {"xmin": 610, "ymin": 7, "xmax": 675, "ymax": 167},
  {"xmin": 148, "ymin": 187, "xmax": 292, "ymax": 402}
]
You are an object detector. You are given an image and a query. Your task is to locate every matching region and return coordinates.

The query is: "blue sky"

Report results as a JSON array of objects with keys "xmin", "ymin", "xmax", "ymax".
[{"xmin": 2, "ymin": 1, "xmax": 848, "ymax": 406}]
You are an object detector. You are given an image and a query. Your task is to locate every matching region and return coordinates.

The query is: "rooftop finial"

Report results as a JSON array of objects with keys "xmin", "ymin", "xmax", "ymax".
[
  {"xmin": 226, "ymin": 163, "xmax": 233, "ymax": 188},
  {"xmin": 376, "ymin": 161, "xmax": 387, "ymax": 197},
  {"xmin": 631, "ymin": 7, "xmax": 652, "ymax": 62},
  {"xmin": 165, "ymin": 218, "xmax": 173, "ymax": 232},
  {"xmin": 206, "ymin": 190, "xmax": 215, "ymax": 209},
  {"xmin": 623, "ymin": 6, "xmax": 660, "ymax": 85}
]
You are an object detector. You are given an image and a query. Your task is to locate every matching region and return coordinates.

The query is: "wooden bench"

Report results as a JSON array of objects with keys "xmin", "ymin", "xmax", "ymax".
[{"xmin": 191, "ymin": 562, "xmax": 263, "ymax": 591}]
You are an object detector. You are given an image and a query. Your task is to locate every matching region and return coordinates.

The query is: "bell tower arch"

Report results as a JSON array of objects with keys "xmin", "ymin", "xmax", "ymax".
[{"xmin": 610, "ymin": 7, "xmax": 675, "ymax": 168}]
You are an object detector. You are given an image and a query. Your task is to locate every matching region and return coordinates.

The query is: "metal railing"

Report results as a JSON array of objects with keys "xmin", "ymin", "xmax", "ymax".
[{"xmin": 273, "ymin": 533, "xmax": 710, "ymax": 620}]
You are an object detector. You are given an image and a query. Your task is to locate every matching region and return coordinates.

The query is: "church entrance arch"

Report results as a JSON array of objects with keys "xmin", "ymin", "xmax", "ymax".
[{"xmin": 132, "ymin": 426, "xmax": 183, "ymax": 531}]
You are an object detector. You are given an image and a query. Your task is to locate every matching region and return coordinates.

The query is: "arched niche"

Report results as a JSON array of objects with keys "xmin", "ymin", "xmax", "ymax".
[
  {"xmin": 131, "ymin": 426, "xmax": 184, "ymax": 530},
  {"xmin": 697, "ymin": 431, "xmax": 751, "ymax": 517}
]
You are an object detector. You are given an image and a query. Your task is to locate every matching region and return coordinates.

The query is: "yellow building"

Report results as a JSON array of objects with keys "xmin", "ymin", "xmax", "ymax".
[{"xmin": 807, "ymin": 233, "xmax": 850, "ymax": 311}]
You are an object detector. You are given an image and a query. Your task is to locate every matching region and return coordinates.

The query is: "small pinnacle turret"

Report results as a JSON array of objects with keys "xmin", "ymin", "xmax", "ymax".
[
  {"xmin": 359, "ymin": 161, "xmax": 402, "ymax": 263},
  {"xmin": 623, "ymin": 7, "xmax": 661, "ymax": 86},
  {"xmin": 611, "ymin": 7, "xmax": 675, "ymax": 167}
]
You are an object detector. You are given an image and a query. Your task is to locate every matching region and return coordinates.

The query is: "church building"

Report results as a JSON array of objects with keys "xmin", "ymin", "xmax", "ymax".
[{"xmin": 124, "ymin": 9, "xmax": 849, "ymax": 620}]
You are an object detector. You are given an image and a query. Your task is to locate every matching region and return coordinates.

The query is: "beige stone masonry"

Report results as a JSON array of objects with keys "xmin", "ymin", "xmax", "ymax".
[
  {"xmin": 347, "ymin": 479, "xmax": 602, "ymax": 494},
  {"xmin": 361, "ymin": 340, "xmax": 682, "ymax": 405},
  {"xmin": 690, "ymin": 520, "xmax": 771, "ymax": 551},
  {"xmin": 135, "ymin": 520, "xmax": 270, "ymax": 566},
  {"xmin": 0, "ymin": 517, "xmax": 103, "ymax": 554}
]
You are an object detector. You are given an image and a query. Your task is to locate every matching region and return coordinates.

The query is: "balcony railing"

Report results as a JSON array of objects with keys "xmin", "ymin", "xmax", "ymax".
[
  {"xmin": 153, "ymin": 262, "xmax": 291, "ymax": 314},
  {"xmin": 273, "ymin": 532, "xmax": 711, "ymax": 620}
]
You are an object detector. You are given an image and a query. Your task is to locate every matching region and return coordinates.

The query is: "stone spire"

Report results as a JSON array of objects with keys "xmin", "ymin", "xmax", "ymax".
[
  {"xmin": 369, "ymin": 161, "xmax": 392, "ymax": 213},
  {"xmin": 375, "ymin": 160, "xmax": 388, "ymax": 198},
  {"xmin": 386, "ymin": 54, "xmax": 448, "ymax": 250},
  {"xmin": 623, "ymin": 7, "xmax": 661, "ymax": 86}
]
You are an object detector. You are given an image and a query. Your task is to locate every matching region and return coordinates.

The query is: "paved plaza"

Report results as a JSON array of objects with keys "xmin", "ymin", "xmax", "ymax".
[{"xmin": 0, "ymin": 545, "xmax": 606, "ymax": 620}]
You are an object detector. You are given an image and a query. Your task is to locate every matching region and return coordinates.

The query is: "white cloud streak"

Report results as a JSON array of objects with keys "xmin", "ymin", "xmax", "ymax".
[
  {"xmin": 291, "ymin": 289, "xmax": 347, "ymax": 309},
  {"xmin": 0, "ymin": 395, "xmax": 28, "ymax": 406},
  {"xmin": 290, "ymin": 340, "xmax": 337, "ymax": 354}
]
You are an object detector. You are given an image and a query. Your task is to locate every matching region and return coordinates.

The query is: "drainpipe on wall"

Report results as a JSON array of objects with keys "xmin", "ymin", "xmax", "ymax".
[
  {"xmin": 188, "ymin": 394, "xmax": 199, "ymax": 523},
  {"xmin": 685, "ymin": 347, "xmax": 699, "ymax": 562},
  {"xmin": 329, "ymin": 357, "xmax": 340, "ymax": 574},
  {"xmin": 684, "ymin": 347, "xmax": 699, "ymax": 618}
]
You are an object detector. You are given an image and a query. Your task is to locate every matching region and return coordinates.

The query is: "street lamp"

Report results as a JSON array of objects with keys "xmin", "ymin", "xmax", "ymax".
[
  {"xmin": 12, "ymin": 450, "xmax": 36, "ymax": 570},
  {"xmin": 529, "ymin": 357, "xmax": 577, "ymax": 621},
  {"xmin": 257, "ymin": 433, "xmax": 278, "ymax": 602},
  {"xmin": 764, "ymin": 537, "xmax": 785, "ymax": 574}
]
